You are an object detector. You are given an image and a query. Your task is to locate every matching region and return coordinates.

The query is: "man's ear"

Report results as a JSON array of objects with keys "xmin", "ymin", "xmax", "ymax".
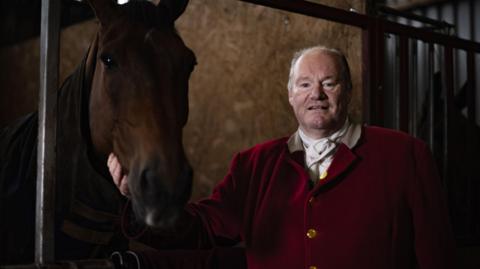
[{"xmin": 288, "ymin": 89, "xmax": 295, "ymax": 106}]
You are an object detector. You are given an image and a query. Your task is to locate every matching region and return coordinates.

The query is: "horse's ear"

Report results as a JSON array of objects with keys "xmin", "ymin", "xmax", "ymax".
[
  {"xmin": 158, "ymin": 0, "xmax": 189, "ymax": 22},
  {"xmin": 86, "ymin": 0, "xmax": 119, "ymax": 27}
]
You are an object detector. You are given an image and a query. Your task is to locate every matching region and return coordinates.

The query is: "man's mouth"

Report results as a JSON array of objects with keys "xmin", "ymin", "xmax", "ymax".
[{"xmin": 308, "ymin": 104, "xmax": 328, "ymax": 110}]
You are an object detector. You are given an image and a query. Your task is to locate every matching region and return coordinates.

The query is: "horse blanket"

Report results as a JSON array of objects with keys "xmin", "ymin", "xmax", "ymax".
[{"xmin": 0, "ymin": 53, "xmax": 129, "ymax": 264}]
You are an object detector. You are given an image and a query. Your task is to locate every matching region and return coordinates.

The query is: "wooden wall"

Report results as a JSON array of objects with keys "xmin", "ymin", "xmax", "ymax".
[
  {"xmin": 178, "ymin": 0, "xmax": 364, "ymax": 198},
  {"xmin": 0, "ymin": 0, "xmax": 364, "ymax": 199}
]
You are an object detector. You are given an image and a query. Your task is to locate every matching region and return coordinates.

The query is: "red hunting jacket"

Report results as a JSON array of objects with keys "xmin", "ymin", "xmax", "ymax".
[{"xmin": 139, "ymin": 124, "xmax": 455, "ymax": 269}]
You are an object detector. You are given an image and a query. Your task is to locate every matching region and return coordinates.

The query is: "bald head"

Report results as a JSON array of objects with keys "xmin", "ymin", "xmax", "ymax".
[{"xmin": 287, "ymin": 46, "xmax": 352, "ymax": 93}]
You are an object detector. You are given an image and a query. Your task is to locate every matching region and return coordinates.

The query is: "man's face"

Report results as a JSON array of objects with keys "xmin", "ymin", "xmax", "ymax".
[{"xmin": 288, "ymin": 51, "xmax": 351, "ymax": 138}]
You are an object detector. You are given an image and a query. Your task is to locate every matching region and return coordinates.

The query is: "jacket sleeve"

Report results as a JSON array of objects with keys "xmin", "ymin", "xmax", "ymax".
[{"xmin": 408, "ymin": 139, "xmax": 456, "ymax": 269}]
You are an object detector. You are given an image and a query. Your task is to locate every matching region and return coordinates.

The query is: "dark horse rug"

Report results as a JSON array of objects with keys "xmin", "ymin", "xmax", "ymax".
[{"xmin": 0, "ymin": 53, "xmax": 130, "ymax": 264}]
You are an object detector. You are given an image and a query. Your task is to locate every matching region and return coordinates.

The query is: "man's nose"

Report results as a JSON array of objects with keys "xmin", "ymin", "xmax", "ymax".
[{"xmin": 310, "ymin": 83, "xmax": 327, "ymax": 100}]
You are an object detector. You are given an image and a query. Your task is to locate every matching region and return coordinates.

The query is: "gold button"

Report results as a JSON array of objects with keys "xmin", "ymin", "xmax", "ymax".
[
  {"xmin": 309, "ymin": 266, "xmax": 318, "ymax": 269},
  {"xmin": 306, "ymin": 228, "xmax": 317, "ymax": 239},
  {"xmin": 319, "ymin": 170, "xmax": 328, "ymax": 180}
]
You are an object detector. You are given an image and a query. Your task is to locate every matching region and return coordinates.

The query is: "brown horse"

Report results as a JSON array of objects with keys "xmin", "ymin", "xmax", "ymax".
[
  {"xmin": 0, "ymin": 0, "xmax": 195, "ymax": 263},
  {"xmin": 86, "ymin": 0, "xmax": 196, "ymax": 227}
]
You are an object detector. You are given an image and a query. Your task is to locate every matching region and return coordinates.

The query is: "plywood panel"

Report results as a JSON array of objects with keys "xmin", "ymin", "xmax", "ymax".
[
  {"xmin": 0, "ymin": 20, "xmax": 97, "ymax": 127},
  {"xmin": 177, "ymin": 0, "xmax": 363, "ymax": 198}
]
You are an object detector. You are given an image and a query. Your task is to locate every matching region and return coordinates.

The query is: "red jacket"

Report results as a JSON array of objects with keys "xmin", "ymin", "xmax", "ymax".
[{"xmin": 140, "ymin": 125, "xmax": 455, "ymax": 269}]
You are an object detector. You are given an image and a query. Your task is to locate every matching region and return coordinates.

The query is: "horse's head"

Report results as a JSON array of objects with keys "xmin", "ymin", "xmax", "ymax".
[{"xmin": 86, "ymin": 0, "xmax": 195, "ymax": 228}]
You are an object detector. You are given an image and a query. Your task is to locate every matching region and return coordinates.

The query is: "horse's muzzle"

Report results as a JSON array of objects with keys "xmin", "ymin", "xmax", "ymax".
[{"xmin": 132, "ymin": 161, "xmax": 193, "ymax": 228}]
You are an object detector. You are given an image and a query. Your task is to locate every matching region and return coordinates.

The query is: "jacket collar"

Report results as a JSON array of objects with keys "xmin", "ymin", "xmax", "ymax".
[{"xmin": 287, "ymin": 120, "xmax": 363, "ymax": 153}]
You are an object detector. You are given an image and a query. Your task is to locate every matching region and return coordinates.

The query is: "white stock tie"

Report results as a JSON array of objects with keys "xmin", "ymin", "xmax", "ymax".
[{"xmin": 299, "ymin": 120, "xmax": 349, "ymax": 183}]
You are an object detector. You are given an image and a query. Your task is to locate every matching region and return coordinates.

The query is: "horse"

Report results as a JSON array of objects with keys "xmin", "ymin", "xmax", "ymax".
[{"xmin": 0, "ymin": 0, "xmax": 196, "ymax": 264}]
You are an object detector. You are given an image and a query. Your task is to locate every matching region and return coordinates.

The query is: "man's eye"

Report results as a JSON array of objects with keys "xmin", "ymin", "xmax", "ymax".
[
  {"xmin": 322, "ymin": 82, "xmax": 336, "ymax": 90},
  {"xmin": 300, "ymin": 83, "xmax": 311, "ymax": 88}
]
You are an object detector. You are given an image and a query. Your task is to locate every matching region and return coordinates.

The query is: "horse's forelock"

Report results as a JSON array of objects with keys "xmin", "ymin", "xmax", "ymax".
[{"xmin": 120, "ymin": 1, "xmax": 173, "ymax": 29}]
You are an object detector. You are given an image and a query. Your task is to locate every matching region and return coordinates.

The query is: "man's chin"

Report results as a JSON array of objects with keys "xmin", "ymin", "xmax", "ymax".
[{"xmin": 301, "ymin": 120, "xmax": 342, "ymax": 136}]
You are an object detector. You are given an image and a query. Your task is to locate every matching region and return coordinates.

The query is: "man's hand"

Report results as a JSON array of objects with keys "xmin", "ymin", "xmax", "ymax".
[{"xmin": 108, "ymin": 153, "xmax": 130, "ymax": 197}]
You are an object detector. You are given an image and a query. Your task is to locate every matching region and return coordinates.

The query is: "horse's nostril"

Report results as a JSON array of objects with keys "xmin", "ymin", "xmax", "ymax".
[{"xmin": 140, "ymin": 168, "xmax": 156, "ymax": 191}]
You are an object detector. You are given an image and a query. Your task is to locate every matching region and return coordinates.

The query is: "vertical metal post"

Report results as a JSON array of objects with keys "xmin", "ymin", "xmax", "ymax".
[
  {"xmin": 399, "ymin": 35, "xmax": 409, "ymax": 132},
  {"xmin": 362, "ymin": 18, "xmax": 385, "ymax": 126},
  {"xmin": 427, "ymin": 43, "xmax": 435, "ymax": 154},
  {"xmin": 466, "ymin": 51, "xmax": 476, "ymax": 124},
  {"xmin": 36, "ymin": 0, "xmax": 60, "ymax": 265},
  {"xmin": 466, "ymin": 50, "xmax": 477, "ymax": 234},
  {"xmin": 443, "ymin": 46, "xmax": 454, "ymax": 188}
]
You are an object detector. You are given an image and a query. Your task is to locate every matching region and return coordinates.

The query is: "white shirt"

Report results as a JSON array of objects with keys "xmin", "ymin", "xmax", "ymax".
[{"xmin": 298, "ymin": 119, "xmax": 350, "ymax": 183}]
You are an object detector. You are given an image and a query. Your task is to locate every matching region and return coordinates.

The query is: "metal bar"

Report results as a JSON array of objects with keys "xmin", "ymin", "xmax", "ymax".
[
  {"xmin": 383, "ymin": 21, "xmax": 480, "ymax": 52},
  {"xmin": 392, "ymin": 36, "xmax": 400, "ymax": 130},
  {"xmin": 470, "ymin": 0, "xmax": 476, "ymax": 41},
  {"xmin": 399, "ymin": 35, "xmax": 409, "ymax": 132},
  {"xmin": 389, "ymin": 0, "xmax": 449, "ymax": 11},
  {"xmin": 238, "ymin": 0, "xmax": 480, "ymax": 52},
  {"xmin": 427, "ymin": 43, "xmax": 435, "ymax": 154},
  {"xmin": 362, "ymin": 19, "xmax": 385, "ymax": 126},
  {"xmin": 36, "ymin": 0, "xmax": 61, "ymax": 264},
  {"xmin": 375, "ymin": 22, "xmax": 386, "ymax": 127},
  {"xmin": 466, "ymin": 50, "xmax": 477, "ymax": 237},
  {"xmin": 466, "ymin": 51, "xmax": 476, "ymax": 123},
  {"xmin": 377, "ymin": 5, "xmax": 454, "ymax": 29},
  {"xmin": 443, "ymin": 46, "xmax": 454, "ymax": 187},
  {"xmin": 239, "ymin": 0, "xmax": 371, "ymax": 28},
  {"xmin": 362, "ymin": 28, "xmax": 373, "ymax": 124},
  {"xmin": 411, "ymin": 40, "xmax": 418, "ymax": 137}
]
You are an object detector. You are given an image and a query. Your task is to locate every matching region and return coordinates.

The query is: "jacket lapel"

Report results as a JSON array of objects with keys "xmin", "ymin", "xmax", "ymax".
[{"xmin": 311, "ymin": 143, "xmax": 358, "ymax": 193}]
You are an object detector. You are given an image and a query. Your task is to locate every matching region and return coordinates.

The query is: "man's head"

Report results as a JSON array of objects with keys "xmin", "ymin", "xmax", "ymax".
[{"xmin": 288, "ymin": 46, "xmax": 352, "ymax": 139}]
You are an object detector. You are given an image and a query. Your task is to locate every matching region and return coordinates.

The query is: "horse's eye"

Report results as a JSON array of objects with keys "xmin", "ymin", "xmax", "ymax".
[{"xmin": 100, "ymin": 53, "xmax": 117, "ymax": 69}]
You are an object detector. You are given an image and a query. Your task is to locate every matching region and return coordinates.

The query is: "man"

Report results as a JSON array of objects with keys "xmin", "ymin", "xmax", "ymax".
[{"xmin": 108, "ymin": 46, "xmax": 455, "ymax": 269}]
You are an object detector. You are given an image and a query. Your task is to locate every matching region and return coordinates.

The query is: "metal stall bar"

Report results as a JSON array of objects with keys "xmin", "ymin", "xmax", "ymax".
[
  {"xmin": 363, "ymin": 20, "xmax": 385, "ymax": 126},
  {"xmin": 383, "ymin": 21, "xmax": 480, "ymax": 53},
  {"xmin": 427, "ymin": 43, "xmax": 435, "ymax": 154},
  {"xmin": 466, "ymin": 51, "xmax": 478, "ymax": 237},
  {"xmin": 36, "ymin": 0, "xmax": 61, "ymax": 264},
  {"xmin": 442, "ymin": 46, "xmax": 454, "ymax": 187},
  {"xmin": 398, "ymin": 35, "xmax": 410, "ymax": 132},
  {"xmin": 238, "ymin": 0, "xmax": 371, "ymax": 28},
  {"xmin": 467, "ymin": 51, "xmax": 477, "ymax": 123},
  {"xmin": 362, "ymin": 23, "xmax": 375, "ymax": 125}
]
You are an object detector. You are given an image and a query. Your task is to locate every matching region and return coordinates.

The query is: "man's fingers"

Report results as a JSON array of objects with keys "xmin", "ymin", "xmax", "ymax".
[
  {"xmin": 107, "ymin": 153, "xmax": 115, "ymax": 168},
  {"xmin": 119, "ymin": 175, "xmax": 130, "ymax": 197},
  {"xmin": 112, "ymin": 162, "xmax": 122, "ymax": 185},
  {"xmin": 108, "ymin": 154, "xmax": 122, "ymax": 186},
  {"xmin": 107, "ymin": 152, "xmax": 130, "ymax": 197},
  {"xmin": 108, "ymin": 153, "xmax": 116, "ymax": 176}
]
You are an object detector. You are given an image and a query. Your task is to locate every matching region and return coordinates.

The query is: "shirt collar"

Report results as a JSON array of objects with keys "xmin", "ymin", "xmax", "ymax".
[
  {"xmin": 287, "ymin": 119, "xmax": 362, "ymax": 153},
  {"xmin": 298, "ymin": 118, "xmax": 350, "ymax": 149}
]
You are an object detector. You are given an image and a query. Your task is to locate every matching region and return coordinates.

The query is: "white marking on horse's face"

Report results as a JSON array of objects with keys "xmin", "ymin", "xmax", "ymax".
[{"xmin": 145, "ymin": 208, "xmax": 156, "ymax": 227}]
